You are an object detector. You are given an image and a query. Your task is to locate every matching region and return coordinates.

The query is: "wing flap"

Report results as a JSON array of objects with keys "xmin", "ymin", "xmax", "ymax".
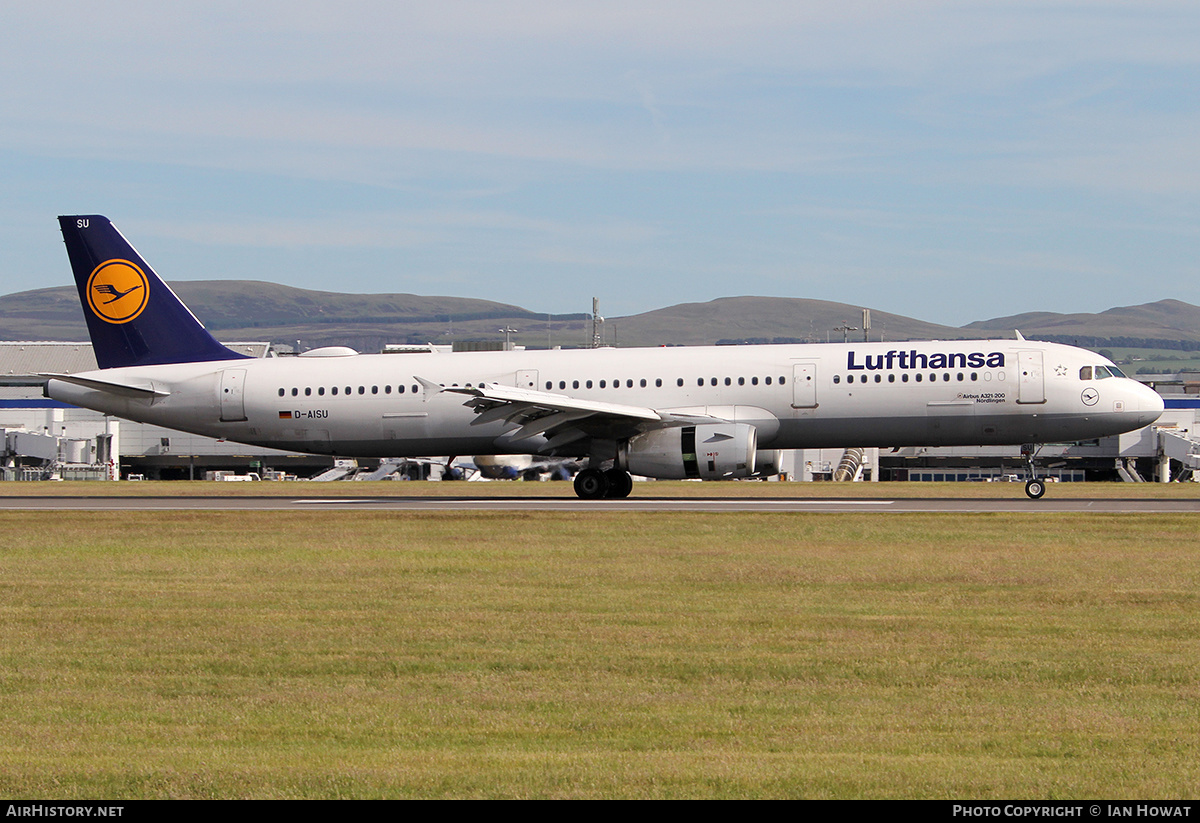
[{"xmin": 417, "ymin": 378, "xmax": 732, "ymax": 449}]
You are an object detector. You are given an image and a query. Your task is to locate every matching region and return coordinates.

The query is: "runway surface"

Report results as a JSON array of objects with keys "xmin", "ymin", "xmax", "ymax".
[{"xmin": 3, "ymin": 495, "xmax": 1199, "ymax": 512}]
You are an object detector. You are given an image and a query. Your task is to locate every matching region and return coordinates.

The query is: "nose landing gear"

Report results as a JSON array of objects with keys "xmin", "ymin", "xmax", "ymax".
[{"xmin": 1022, "ymin": 444, "xmax": 1046, "ymax": 499}]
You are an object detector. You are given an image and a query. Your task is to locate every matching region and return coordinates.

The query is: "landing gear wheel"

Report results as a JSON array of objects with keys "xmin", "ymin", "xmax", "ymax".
[
  {"xmin": 603, "ymin": 469, "xmax": 633, "ymax": 499},
  {"xmin": 1025, "ymin": 479, "xmax": 1046, "ymax": 500},
  {"xmin": 573, "ymin": 468, "xmax": 610, "ymax": 500}
]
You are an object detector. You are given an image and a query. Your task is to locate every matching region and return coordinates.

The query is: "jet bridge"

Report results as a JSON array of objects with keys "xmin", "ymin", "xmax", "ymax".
[{"xmin": 1157, "ymin": 428, "xmax": 1200, "ymax": 482}]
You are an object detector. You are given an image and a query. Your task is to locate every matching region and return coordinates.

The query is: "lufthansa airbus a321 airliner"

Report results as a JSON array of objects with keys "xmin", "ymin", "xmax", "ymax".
[{"xmin": 45, "ymin": 216, "xmax": 1164, "ymax": 499}]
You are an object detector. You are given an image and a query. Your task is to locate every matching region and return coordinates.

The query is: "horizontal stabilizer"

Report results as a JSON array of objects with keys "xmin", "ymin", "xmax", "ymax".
[{"xmin": 41, "ymin": 372, "xmax": 170, "ymax": 398}]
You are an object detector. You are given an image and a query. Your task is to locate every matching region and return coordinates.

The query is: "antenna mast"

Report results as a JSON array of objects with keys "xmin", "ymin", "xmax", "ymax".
[{"xmin": 591, "ymin": 298, "xmax": 605, "ymax": 348}]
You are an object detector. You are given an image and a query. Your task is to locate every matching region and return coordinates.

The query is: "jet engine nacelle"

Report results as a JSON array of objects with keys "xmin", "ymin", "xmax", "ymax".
[
  {"xmin": 624, "ymin": 423, "xmax": 758, "ymax": 480},
  {"xmin": 753, "ymin": 449, "xmax": 784, "ymax": 477}
]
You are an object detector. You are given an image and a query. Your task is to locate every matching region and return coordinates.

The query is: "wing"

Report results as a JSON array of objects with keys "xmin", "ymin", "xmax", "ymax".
[{"xmin": 416, "ymin": 378, "xmax": 722, "ymax": 451}]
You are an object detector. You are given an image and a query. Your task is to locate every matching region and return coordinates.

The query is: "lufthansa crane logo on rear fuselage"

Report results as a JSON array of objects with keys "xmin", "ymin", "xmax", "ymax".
[{"xmin": 86, "ymin": 259, "xmax": 149, "ymax": 324}]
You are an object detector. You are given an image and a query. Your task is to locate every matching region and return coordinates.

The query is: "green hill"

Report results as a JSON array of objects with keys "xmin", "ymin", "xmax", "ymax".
[
  {"xmin": 963, "ymin": 299, "xmax": 1200, "ymax": 349},
  {"xmin": 2, "ymin": 281, "xmax": 1197, "ymax": 352}
]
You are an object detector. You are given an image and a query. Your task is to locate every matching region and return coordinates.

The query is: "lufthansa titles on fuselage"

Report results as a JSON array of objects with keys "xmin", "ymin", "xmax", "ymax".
[{"xmin": 846, "ymin": 350, "xmax": 1006, "ymax": 372}]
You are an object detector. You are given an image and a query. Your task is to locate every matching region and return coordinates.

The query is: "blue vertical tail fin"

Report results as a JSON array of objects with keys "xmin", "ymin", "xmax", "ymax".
[{"xmin": 58, "ymin": 215, "xmax": 249, "ymax": 369}]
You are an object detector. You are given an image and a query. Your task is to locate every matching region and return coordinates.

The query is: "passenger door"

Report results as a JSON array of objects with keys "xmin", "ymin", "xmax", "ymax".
[
  {"xmin": 1017, "ymin": 351, "xmax": 1045, "ymax": 404},
  {"xmin": 791, "ymin": 362, "xmax": 817, "ymax": 408},
  {"xmin": 219, "ymin": 369, "xmax": 248, "ymax": 422}
]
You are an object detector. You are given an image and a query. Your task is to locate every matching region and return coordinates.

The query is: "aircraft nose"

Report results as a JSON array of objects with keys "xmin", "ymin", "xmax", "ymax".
[{"xmin": 1136, "ymin": 381, "xmax": 1165, "ymax": 423}]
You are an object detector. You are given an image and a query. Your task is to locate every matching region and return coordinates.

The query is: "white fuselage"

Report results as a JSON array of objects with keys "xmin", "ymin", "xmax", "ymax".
[{"xmin": 47, "ymin": 339, "xmax": 1164, "ymax": 461}]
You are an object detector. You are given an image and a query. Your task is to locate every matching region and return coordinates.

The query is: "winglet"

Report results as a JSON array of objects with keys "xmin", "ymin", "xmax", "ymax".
[
  {"xmin": 414, "ymin": 375, "xmax": 445, "ymax": 401},
  {"xmin": 1015, "ymin": 330, "xmax": 1026, "ymax": 341},
  {"xmin": 58, "ymin": 215, "xmax": 250, "ymax": 370}
]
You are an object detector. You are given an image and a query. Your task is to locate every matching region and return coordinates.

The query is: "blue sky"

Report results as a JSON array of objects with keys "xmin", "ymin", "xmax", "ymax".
[{"xmin": 2, "ymin": 1, "xmax": 1198, "ymax": 326}]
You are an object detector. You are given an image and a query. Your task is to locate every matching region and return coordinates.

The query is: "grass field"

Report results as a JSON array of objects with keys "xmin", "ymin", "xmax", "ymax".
[{"xmin": 2, "ymin": 502, "xmax": 1199, "ymax": 798}]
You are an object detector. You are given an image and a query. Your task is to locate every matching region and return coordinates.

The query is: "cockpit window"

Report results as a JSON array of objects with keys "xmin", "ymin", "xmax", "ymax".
[
  {"xmin": 1108, "ymin": 365, "xmax": 1127, "ymax": 378},
  {"xmin": 1094, "ymin": 365, "xmax": 1113, "ymax": 380},
  {"xmin": 1079, "ymin": 366, "xmax": 1092, "ymax": 380}
]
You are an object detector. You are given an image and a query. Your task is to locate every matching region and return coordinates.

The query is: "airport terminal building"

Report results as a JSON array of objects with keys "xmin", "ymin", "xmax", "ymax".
[{"xmin": 3, "ymin": 341, "xmax": 1198, "ymax": 482}]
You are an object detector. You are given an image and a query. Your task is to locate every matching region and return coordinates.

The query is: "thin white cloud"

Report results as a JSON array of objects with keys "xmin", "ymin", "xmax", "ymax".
[
  {"xmin": 4, "ymin": 1, "xmax": 1200, "ymax": 322},
  {"xmin": 134, "ymin": 210, "xmax": 664, "ymax": 251}
]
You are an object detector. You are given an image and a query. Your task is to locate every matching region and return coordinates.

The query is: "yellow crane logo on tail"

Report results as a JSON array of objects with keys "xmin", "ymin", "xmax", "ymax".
[{"xmin": 86, "ymin": 259, "xmax": 149, "ymax": 324}]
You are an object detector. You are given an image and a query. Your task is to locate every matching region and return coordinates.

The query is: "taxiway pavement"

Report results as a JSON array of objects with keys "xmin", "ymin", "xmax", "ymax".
[{"xmin": 3, "ymin": 495, "xmax": 1198, "ymax": 513}]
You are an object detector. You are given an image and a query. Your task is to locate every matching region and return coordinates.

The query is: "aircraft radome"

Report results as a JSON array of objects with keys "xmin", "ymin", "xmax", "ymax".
[{"xmin": 45, "ymin": 215, "xmax": 1164, "ymax": 499}]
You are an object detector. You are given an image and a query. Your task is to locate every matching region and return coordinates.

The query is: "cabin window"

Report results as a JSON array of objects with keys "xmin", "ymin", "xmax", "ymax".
[
  {"xmin": 600, "ymin": 380, "xmax": 607, "ymax": 388},
  {"xmin": 411, "ymin": 385, "xmax": 419, "ymax": 394},
  {"xmin": 956, "ymin": 373, "xmax": 963, "ymax": 382},
  {"xmin": 888, "ymin": 374, "xmax": 895, "ymax": 383},
  {"xmin": 697, "ymin": 378, "xmax": 704, "ymax": 387},
  {"xmin": 319, "ymin": 387, "xmax": 326, "ymax": 396},
  {"xmin": 902, "ymin": 373, "xmax": 909, "ymax": 382},
  {"xmin": 738, "ymin": 377, "xmax": 745, "ymax": 386},
  {"xmin": 915, "ymin": 374, "xmax": 922, "ymax": 383},
  {"xmin": 765, "ymin": 377, "xmax": 772, "ymax": 385},
  {"xmin": 711, "ymin": 377, "xmax": 718, "ymax": 386},
  {"xmin": 640, "ymin": 379, "xmax": 647, "ymax": 388},
  {"xmin": 586, "ymin": 380, "xmax": 593, "ymax": 389},
  {"xmin": 752, "ymin": 377, "xmax": 759, "ymax": 386},
  {"xmin": 384, "ymin": 385, "xmax": 391, "ymax": 394},
  {"xmin": 397, "ymin": 385, "xmax": 404, "ymax": 394},
  {"xmin": 627, "ymin": 379, "xmax": 633, "ymax": 388},
  {"xmin": 345, "ymin": 387, "xmax": 351, "ymax": 395},
  {"xmin": 291, "ymin": 388, "xmax": 298, "ymax": 396},
  {"xmin": 833, "ymin": 375, "xmax": 841, "ymax": 384},
  {"xmin": 656, "ymin": 378, "xmax": 662, "ymax": 387},
  {"xmin": 724, "ymin": 377, "xmax": 731, "ymax": 386},
  {"xmin": 278, "ymin": 388, "xmax": 285, "ymax": 397}
]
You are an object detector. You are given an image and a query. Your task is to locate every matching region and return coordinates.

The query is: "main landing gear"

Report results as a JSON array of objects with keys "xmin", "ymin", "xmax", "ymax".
[
  {"xmin": 573, "ymin": 467, "xmax": 633, "ymax": 500},
  {"xmin": 1022, "ymin": 443, "xmax": 1046, "ymax": 500}
]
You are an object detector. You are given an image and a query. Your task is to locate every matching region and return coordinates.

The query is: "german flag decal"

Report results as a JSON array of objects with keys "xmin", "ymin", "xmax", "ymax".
[{"xmin": 278, "ymin": 411, "xmax": 293, "ymax": 419}]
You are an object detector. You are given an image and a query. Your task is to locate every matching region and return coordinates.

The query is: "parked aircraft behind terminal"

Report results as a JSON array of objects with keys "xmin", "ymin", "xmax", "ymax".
[{"xmin": 45, "ymin": 216, "xmax": 1164, "ymax": 499}]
